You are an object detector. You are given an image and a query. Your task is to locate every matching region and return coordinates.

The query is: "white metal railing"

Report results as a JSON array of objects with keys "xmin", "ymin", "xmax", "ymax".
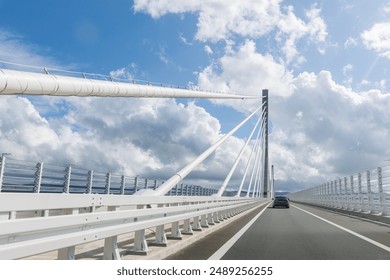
[
  {"xmin": 0, "ymin": 192, "xmax": 267, "ymax": 259},
  {"xmin": 289, "ymin": 163, "xmax": 390, "ymax": 217},
  {"xmin": 0, "ymin": 157, "xmax": 217, "ymax": 196}
]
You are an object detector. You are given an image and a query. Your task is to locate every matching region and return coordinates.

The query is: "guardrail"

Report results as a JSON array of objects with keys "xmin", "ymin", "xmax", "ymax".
[
  {"xmin": 0, "ymin": 192, "xmax": 266, "ymax": 259},
  {"xmin": 0, "ymin": 157, "xmax": 217, "ymax": 196},
  {"xmin": 289, "ymin": 164, "xmax": 390, "ymax": 216}
]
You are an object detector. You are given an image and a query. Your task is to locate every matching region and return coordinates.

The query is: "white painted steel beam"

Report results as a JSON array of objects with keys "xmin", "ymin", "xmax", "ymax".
[
  {"xmin": 0, "ymin": 193, "xmax": 249, "ymax": 212},
  {"xmin": 0, "ymin": 69, "xmax": 260, "ymax": 99}
]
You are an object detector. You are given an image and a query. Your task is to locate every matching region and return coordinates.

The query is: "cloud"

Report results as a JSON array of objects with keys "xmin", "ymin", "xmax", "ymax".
[
  {"xmin": 344, "ymin": 37, "xmax": 357, "ymax": 48},
  {"xmin": 0, "ymin": 28, "xmax": 251, "ymax": 189},
  {"xmin": 4, "ymin": 2, "xmax": 390, "ymax": 195},
  {"xmin": 197, "ymin": 40, "xmax": 294, "ymax": 108},
  {"xmin": 133, "ymin": 0, "xmax": 327, "ymax": 63},
  {"xmin": 179, "ymin": 33, "xmax": 192, "ymax": 45},
  {"xmin": 342, "ymin": 64, "xmax": 353, "ymax": 86},
  {"xmin": 384, "ymin": 3, "xmax": 390, "ymax": 13},
  {"xmin": 270, "ymin": 71, "xmax": 390, "ymax": 189},
  {"xmin": 109, "ymin": 63, "xmax": 137, "ymax": 81},
  {"xmin": 0, "ymin": 29, "xmax": 59, "ymax": 69},
  {"xmin": 9, "ymin": 47, "xmax": 390, "ymax": 193},
  {"xmin": 276, "ymin": 5, "xmax": 327, "ymax": 63},
  {"xmin": 342, "ymin": 64, "xmax": 353, "ymax": 76},
  {"xmin": 204, "ymin": 45, "xmax": 213, "ymax": 55},
  {"xmin": 361, "ymin": 22, "xmax": 390, "ymax": 59},
  {"xmin": 133, "ymin": 0, "xmax": 280, "ymax": 41},
  {"xmin": 0, "ymin": 92, "xmax": 252, "ymax": 187},
  {"xmin": 194, "ymin": 39, "xmax": 390, "ymax": 191}
]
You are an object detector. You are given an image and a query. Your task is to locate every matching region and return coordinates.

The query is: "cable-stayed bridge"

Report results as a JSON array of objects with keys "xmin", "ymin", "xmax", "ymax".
[{"xmin": 0, "ymin": 66, "xmax": 389, "ymax": 260}]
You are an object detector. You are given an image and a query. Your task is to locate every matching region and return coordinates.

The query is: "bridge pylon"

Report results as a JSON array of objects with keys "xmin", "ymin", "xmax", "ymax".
[{"xmin": 262, "ymin": 89, "xmax": 270, "ymax": 198}]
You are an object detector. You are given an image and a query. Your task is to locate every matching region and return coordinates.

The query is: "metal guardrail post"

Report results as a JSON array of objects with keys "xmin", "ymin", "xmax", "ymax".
[
  {"xmin": 103, "ymin": 236, "xmax": 120, "ymax": 260},
  {"xmin": 120, "ymin": 175, "xmax": 125, "ymax": 195},
  {"xmin": 153, "ymin": 225, "xmax": 168, "ymax": 246},
  {"xmin": 105, "ymin": 172, "xmax": 111, "ymax": 194},
  {"xmin": 200, "ymin": 214, "xmax": 208, "ymax": 228},
  {"xmin": 330, "ymin": 181, "xmax": 334, "ymax": 207},
  {"xmin": 153, "ymin": 179, "xmax": 157, "ymax": 190},
  {"xmin": 87, "ymin": 170, "xmax": 93, "ymax": 194},
  {"xmin": 213, "ymin": 211, "xmax": 220, "ymax": 223},
  {"xmin": 344, "ymin": 177, "xmax": 348, "ymax": 209},
  {"xmin": 103, "ymin": 206, "xmax": 121, "ymax": 259},
  {"xmin": 358, "ymin": 173, "xmax": 362, "ymax": 211},
  {"xmin": 207, "ymin": 212, "xmax": 215, "ymax": 225},
  {"xmin": 34, "ymin": 162, "xmax": 43, "ymax": 193},
  {"xmin": 0, "ymin": 156, "xmax": 5, "ymax": 192},
  {"xmin": 131, "ymin": 229, "xmax": 149, "ymax": 255},
  {"xmin": 134, "ymin": 176, "xmax": 138, "ymax": 193},
  {"xmin": 335, "ymin": 179, "xmax": 339, "ymax": 208},
  {"xmin": 58, "ymin": 247, "xmax": 75, "ymax": 260},
  {"xmin": 378, "ymin": 167, "xmax": 385, "ymax": 215},
  {"xmin": 192, "ymin": 216, "xmax": 202, "ymax": 231},
  {"xmin": 351, "ymin": 175, "xmax": 356, "ymax": 210},
  {"xmin": 182, "ymin": 218, "xmax": 193, "ymax": 235},
  {"xmin": 64, "ymin": 165, "xmax": 71, "ymax": 194},
  {"xmin": 338, "ymin": 178, "xmax": 342, "ymax": 209},
  {"xmin": 170, "ymin": 221, "xmax": 182, "ymax": 239},
  {"xmin": 367, "ymin": 170, "xmax": 373, "ymax": 213}
]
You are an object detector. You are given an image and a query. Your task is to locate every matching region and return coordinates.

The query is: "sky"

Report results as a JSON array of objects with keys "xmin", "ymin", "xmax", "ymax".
[{"xmin": 1, "ymin": 0, "xmax": 390, "ymax": 193}]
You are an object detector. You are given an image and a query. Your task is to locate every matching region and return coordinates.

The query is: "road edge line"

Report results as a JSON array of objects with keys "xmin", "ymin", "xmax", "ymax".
[{"xmin": 208, "ymin": 200, "xmax": 272, "ymax": 260}]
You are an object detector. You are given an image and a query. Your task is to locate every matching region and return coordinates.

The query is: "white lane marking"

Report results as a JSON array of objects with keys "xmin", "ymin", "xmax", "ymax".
[
  {"xmin": 292, "ymin": 204, "xmax": 390, "ymax": 253},
  {"xmin": 208, "ymin": 201, "xmax": 272, "ymax": 260}
]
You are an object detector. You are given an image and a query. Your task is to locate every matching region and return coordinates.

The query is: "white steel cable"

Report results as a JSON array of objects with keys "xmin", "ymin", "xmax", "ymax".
[
  {"xmin": 137, "ymin": 105, "xmax": 263, "ymax": 196},
  {"xmin": 215, "ymin": 104, "xmax": 265, "ymax": 196},
  {"xmin": 246, "ymin": 116, "xmax": 266, "ymax": 197},
  {"xmin": 0, "ymin": 68, "xmax": 261, "ymax": 99},
  {"xmin": 235, "ymin": 107, "xmax": 265, "ymax": 197}
]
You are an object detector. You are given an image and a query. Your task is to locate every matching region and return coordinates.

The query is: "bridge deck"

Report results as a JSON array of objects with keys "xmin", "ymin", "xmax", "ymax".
[{"xmin": 167, "ymin": 203, "xmax": 390, "ymax": 260}]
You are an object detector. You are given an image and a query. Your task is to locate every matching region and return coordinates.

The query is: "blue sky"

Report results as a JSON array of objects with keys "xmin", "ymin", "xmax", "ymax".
[{"xmin": 1, "ymin": 0, "xmax": 390, "ymax": 192}]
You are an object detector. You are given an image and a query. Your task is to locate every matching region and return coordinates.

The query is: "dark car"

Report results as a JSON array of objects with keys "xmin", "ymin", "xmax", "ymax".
[{"xmin": 272, "ymin": 196, "xmax": 290, "ymax": 208}]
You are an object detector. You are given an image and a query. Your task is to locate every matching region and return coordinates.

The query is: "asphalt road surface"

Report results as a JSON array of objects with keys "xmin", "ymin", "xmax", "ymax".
[{"xmin": 167, "ymin": 202, "xmax": 390, "ymax": 260}]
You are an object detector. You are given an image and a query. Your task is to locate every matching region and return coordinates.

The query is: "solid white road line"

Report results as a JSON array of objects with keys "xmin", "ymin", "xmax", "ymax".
[
  {"xmin": 208, "ymin": 201, "xmax": 272, "ymax": 260},
  {"xmin": 293, "ymin": 204, "xmax": 390, "ymax": 253}
]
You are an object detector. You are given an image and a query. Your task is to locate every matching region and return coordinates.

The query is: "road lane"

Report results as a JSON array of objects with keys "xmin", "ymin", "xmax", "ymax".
[
  {"xmin": 293, "ymin": 203, "xmax": 390, "ymax": 248},
  {"xmin": 220, "ymin": 203, "xmax": 390, "ymax": 260},
  {"xmin": 165, "ymin": 202, "xmax": 270, "ymax": 260}
]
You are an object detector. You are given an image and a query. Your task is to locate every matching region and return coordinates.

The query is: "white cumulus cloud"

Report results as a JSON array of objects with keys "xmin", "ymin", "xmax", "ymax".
[
  {"xmin": 134, "ymin": 0, "xmax": 327, "ymax": 64},
  {"xmin": 361, "ymin": 22, "xmax": 390, "ymax": 59},
  {"xmin": 198, "ymin": 40, "xmax": 294, "ymax": 99},
  {"xmin": 193, "ymin": 40, "xmax": 390, "ymax": 191}
]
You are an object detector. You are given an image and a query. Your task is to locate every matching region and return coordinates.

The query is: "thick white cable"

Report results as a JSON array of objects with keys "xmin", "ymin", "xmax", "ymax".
[
  {"xmin": 246, "ymin": 117, "xmax": 265, "ymax": 197},
  {"xmin": 0, "ymin": 69, "xmax": 260, "ymax": 99},
  {"xmin": 215, "ymin": 105, "xmax": 264, "ymax": 197},
  {"xmin": 137, "ymin": 105, "xmax": 263, "ymax": 196},
  {"xmin": 236, "ymin": 108, "xmax": 265, "ymax": 197},
  {"xmin": 255, "ymin": 124, "xmax": 267, "ymax": 197}
]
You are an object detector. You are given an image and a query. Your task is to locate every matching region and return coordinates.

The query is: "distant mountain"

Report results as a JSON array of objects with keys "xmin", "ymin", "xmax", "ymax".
[{"xmin": 275, "ymin": 191, "xmax": 290, "ymax": 196}]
